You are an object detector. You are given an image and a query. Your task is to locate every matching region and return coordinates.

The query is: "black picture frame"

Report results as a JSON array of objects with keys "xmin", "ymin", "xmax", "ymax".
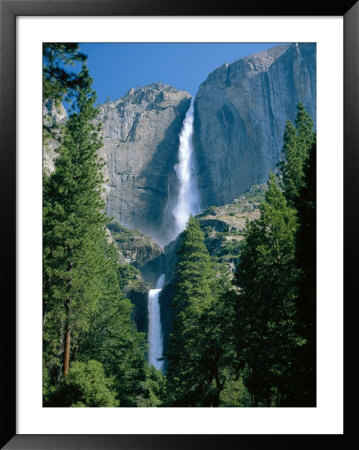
[{"xmin": 1, "ymin": 1, "xmax": 357, "ymax": 448}]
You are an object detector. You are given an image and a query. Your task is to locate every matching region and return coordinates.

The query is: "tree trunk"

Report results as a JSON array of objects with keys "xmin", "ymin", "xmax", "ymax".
[
  {"xmin": 63, "ymin": 296, "xmax": 72, "ymax": 378},
  {"xmin": 63, "ymin": 323, "xmax": 71, "ymax": 377},
  {"xmin": 213, "ymin": 371, "xmax": 226, "ymax": 406},
  {"xmin": 252, "ymin": 394, "xmax": 258, "ymax": 407},
  {"xmin": 56, "ymin": 319, "xmax": 65, "ymax": 383},
  {"xmin": 63, "ymin": 259, "xmax": 73, "ymax": 378}
]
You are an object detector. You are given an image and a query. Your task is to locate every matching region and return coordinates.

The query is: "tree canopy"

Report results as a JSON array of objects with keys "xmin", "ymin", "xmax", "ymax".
[
  {"xmin": 43, "ymin": 46, "xmax": 152, "ymax": 407},
  {"xmin": 165, "ymin": 216, "xmax": 239, "ymax": 406}
]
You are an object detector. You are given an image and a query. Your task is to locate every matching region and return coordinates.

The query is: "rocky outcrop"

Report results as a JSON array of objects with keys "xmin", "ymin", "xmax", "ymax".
[
  {"xmin": 120, "ymin": 268, "xmax": 150, "ymax": 334},
  {"xmin": 96, "ymin": 83, "xmax": 191, "ymax": 245},
  {"xmin": 197, "ymin": 185, "xmax": 265, "ymax": 271},
  {"xmin": 42, "ymin": 100, "xmax": 67, "ymax": 174},
  {"xmin": 193, "ymin": 43, "xmax": 316, "ymax": 207},
  {"xmin": 162, "ymin": 185, "xmax": 264, "ymax": 282},
  {"xmin": 107, "ymin": 222, "xmax": 163, "ymax": 267},
  {"xmin": 107, "ymin": 221, "xmax": 166, "ymax": 332},
  {"xmin": 107, "ymin": 221, "xmax": 165, "ymax": 287}
]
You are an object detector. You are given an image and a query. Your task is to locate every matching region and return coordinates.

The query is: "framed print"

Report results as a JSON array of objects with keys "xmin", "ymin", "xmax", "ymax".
[{"xmin": 1, "ymin": 0, "xmax": 358, "ymax": 448}]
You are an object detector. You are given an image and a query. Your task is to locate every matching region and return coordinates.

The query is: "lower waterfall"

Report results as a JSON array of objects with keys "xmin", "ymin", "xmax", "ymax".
[{"xmin": 147, "ymin": 274, "xmax": 165, "ymax": 371}]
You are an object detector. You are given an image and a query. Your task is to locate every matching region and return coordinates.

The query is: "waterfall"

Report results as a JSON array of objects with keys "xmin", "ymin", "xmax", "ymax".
[
  {"xmin": 171, "ymin": 100, "xmax": 201, "ymax": 238},
  {"xmin": 147, "ymin": 274, "xmax": 165, "ymax": 371},
  {"xmin": 147, "ymin": 100, "xmax": 201, "ymax": 371}
]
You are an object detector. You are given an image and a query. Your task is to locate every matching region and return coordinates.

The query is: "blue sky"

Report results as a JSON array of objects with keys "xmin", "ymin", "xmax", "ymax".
[{"xmin": 79, "ymin": 43, "xmax": 281, "ymax": 105}]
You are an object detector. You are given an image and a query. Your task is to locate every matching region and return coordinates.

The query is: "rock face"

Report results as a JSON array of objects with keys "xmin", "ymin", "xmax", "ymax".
[
  {"xmin": 193, "ymin": 43, "xmax": 316, "ymax": 207},
  {"xmin": 107, "ymin": 221, "xmax": 166, "ymax": 333},
  {"xmin": 42, "ymin": 99, "xmax": 67, "ymax": 175},
  {"xmin": 96, "ymin": 83, "xmax": 191, "ymax": 245},
  {"xmin": 107, "ymin": 222, "xmax": 165, "ymax": 287}
]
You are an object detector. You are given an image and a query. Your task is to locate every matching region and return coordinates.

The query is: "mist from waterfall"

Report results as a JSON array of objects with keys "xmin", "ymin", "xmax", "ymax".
[
  {"xmin": 147, "ymin": 274, "xmax": 165, "ymax": 371},
  {"xmin": 171, "ymin": 100, "xmax": 201, "ymax": 239}
]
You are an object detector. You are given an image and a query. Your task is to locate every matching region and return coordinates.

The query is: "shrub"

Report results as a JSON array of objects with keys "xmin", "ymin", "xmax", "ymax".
[{"xmin": 45, "ymin": 360, "xmax": 119, "ymax": 407}]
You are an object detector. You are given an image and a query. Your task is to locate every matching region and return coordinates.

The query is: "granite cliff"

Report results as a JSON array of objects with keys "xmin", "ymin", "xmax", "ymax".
[
  {"xmin": 95, "ymin": 83, "xmax": 191, "ymax": 245},
  {"xmin": 193, "ymin": 43, "xmax": 316, "ymax": 207},
  {"xmin": 43, "ymin": 44, "xmax": 316, "ymax": 246}
]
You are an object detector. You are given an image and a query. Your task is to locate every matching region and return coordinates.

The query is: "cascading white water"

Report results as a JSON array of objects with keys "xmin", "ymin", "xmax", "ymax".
[
  {"xmin": 147, "ymin": 274, "xmax": 165, "ymax": 371},
  {"xmin": 147, "ymin": 101, "xmax": 201, "ymax": 371},
  {"xmin": 172, "ymin": 101, "xmax": 201, "ymax": 237}
]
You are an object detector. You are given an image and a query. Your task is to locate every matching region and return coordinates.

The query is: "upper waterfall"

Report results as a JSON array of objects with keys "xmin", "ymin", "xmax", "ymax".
[{"xmin": 169, "ymin": 101, "xmax": 201, "ymax": 241}]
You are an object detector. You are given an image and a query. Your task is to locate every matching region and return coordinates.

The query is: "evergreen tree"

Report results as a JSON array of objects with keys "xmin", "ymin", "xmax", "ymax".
[
  {"xmin": 279, "ymin": 103, "xmax": 316, "ymax": 208},
  {"xmin": 43, "ymin": 55, "xmax": 150, "ymax": 407},
  {"xmin": 292, "ymin": 143, "xmax": 316, "ymax": 405},
  {"xmin": 43, "ymin": 65, "xmax": 108, "ymax": 380},
  {"xmin": 278, "ymin": 103, "xmax": 316, "ymax": 405},
  {"xmin": 166, "ymin": 216, "xmax": 233, "ymax": 406},
  {"xmin": 64, "ymin": 239, "xmax": 149, "ymax": 406},
  {"xmin": 234, "ymin": 173, "xmax": 300, "ymax": 406},
  {"xmin": 43, "ymin": 43, "xmax": 87, "ymax": 104},
  {"xmin": 43, "ymin": 44, "xmax": 88, "ymax": 142},
  {"xmin": 136, "ymin": 366, "xmax": 166, "ymax": 407},
  {"xmin": 45, "ymin": 360, "xmax": 119, "ymax": 407}
]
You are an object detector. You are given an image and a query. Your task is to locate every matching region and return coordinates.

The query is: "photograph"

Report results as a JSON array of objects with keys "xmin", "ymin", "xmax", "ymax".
[
  {"xmin": 42, "ymin": 42, "xmax": 317, "ymax": 408},
  {"xmin": 2, "ymin": 1, "xmax": 356, "ymax": 447}
]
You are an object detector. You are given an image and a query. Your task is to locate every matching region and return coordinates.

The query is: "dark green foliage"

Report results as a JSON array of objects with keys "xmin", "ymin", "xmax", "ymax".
[
  {"xmin": 118, "ymin": 264, "xmax": 142, "ymax": 289},
  {"xmin": 136, "ymin": 366, "xmax": 166, "ymax": 407},
  {"xmin": 165, "ymin": 216, "xmax": 234, "ymax": 406},
  {"xmin": 279, "ymin": 103, "xmax": 316, "ymax": 207},
  {"xmin": 217, "ymin": 239, "xmax": 243, "ymax": 259},
  {"xmin": 291, "ymin": 143, "xmax": 316, "ymax": 405},
  {"xmin": 43, "ymin": 43, "xmax": 87, "ymax": 104},
  {"xmin": 170, "ymin": 216, "xmax": 215, "ymax": 314},
  {"xmin": 78, "ymin": 309, "xmax": 148, "ymax": 407},
  {"xmin": 43, "ymin": 51, "xmax": 149, "ymax": 407},
  {"xmin": 43, "ymin": 66, "xmax": 107, "ymax": 382},
  {"xmin": 279, "ymin": 105, "xmax": 317, "ymax": 405},
  {"xmin": 64, "ymin": 241, "xmax": 149, "ymax": 407},
  {"xmin": 43, "ymin": 44, "xmax": 89, "ymax": 141},
  {"xmin": 232, "ymin": 104, "xmax": 316, "ymax": 407},
  {"xmin": 45, "ymin": 360, "xmax": 119, "ymax": 407},
  {"xmin": 234, "ymin": 174, "xmax": 300, "ymax": 406},
  {"xmin": 218, "ymin": 366, "xmax": 252, "ymax": 407}
]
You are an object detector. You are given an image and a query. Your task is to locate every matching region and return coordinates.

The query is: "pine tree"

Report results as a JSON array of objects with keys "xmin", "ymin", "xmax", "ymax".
[
  {"xmin": 234, "ymin": 173, "xmax": 300, "ymax": 406},
  {"xmin": 61, "ymin": 238, "xmax": 149, "ymax": 406},
  {"xmin": 43, "ymin": 44, "xmax": 89, "ymax": 142},
  {"xmin": 165, "ymin": 216, "xmax": 233, "ymax": 406},
  {"xmin": 278, "ymin": 104, "xmax": 316, "ymax": 405},
  {"xmin": 43, "ymin": 43, "xmax": 87, "ymax": 104},
  {"xmin": 292, "ymin": 143, "xmax": 316, "ymax": 405},
  {"xmin": 43, "ymin": 56, "xmax": 150, "ymax": 407},
  {"xmin": 43, "ymin": 66, "xmax": 108, "ymax": 380},
  {"xmin": 279, "ymin": 103, "xmax": 316, "ymax": 208}
]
